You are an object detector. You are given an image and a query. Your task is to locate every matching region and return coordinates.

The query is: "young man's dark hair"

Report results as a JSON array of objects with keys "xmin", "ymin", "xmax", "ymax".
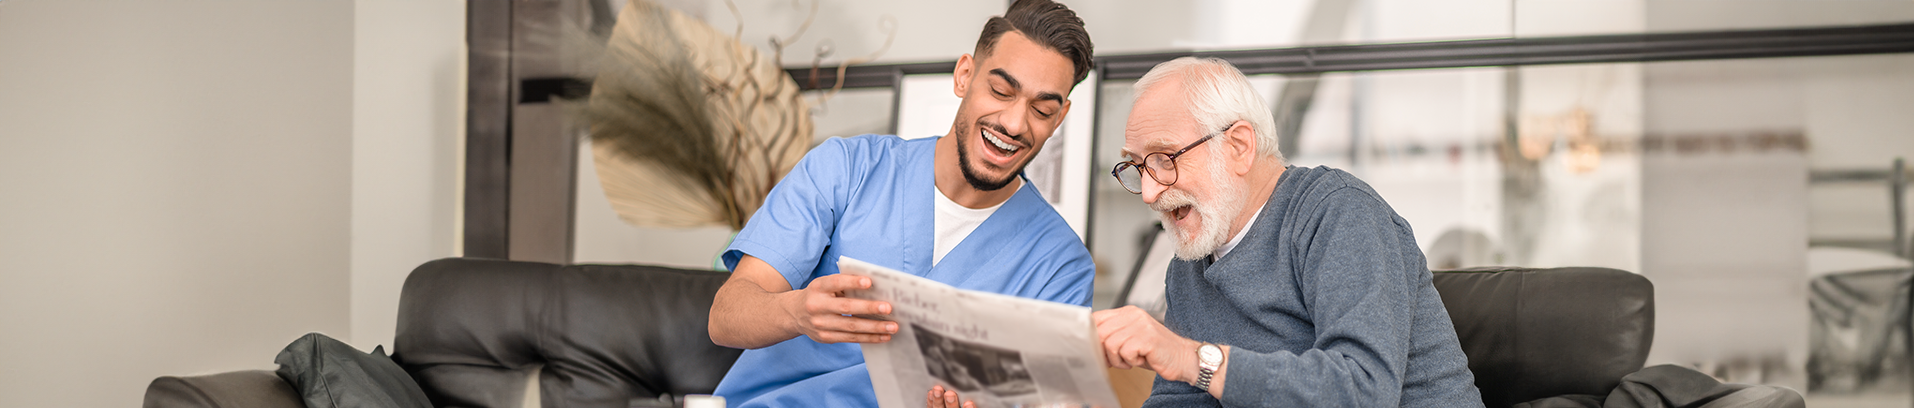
[{"xmin": 974, "ymin": 0, "xmax": 1095, "ymax": 85}]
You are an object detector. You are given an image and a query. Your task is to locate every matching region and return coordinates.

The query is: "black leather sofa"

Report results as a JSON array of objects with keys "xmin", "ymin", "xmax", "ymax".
[
  {"xmin": 1435, "ymin": 266, "xmax": 1654, "ymax": 407},
  {"xmin": 144, "ymin": 259, "xmax": 1654, "ymax": 408}
]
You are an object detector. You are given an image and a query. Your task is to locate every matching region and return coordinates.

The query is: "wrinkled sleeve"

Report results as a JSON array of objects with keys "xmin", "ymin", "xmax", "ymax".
[
  {"xmin": 1141, "ymin": 375, "xmax": 1216, "ymax": 407},
  {"xmin": 721, "ymin": 138, "xmax": 854, "ymax": 289},
  {"xmin": 1209, "ymin": 187, "xmax": 1419, "ymax": 407}
]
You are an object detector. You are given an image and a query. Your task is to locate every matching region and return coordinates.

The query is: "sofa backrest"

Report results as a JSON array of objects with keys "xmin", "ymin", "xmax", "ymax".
[
  {"xmin": 394, "ymin": 258, "xmax": 741, "ymax": 408},
  {"xmin": 1432, "ymin": 266, "xmax": 1655, "ymax": 407},
  {"xmin": 391, "ymin": 259, "xmax": 1654, "ymax": 408}
]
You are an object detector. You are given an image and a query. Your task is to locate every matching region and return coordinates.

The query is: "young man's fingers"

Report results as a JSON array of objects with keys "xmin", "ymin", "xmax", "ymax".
[
  {"xmin": 809, "ymin": 314, "xmax": 898, "ymax": 335},
  {"xmin": 942, "ymin": 388, "xmax": 961, "ymax": 408},
  {"xmin": 804, "ymin": 294, "xmax": 891, "ymax": 316},
  {"xmin": 808, "ymin": 273, "xmax": 872, "ymax": 294},
  {"xmin": 811, "ymin": 330, "xmax": 892, "ymax": 344},
  {"xmin": 837, "ymin": 297, "xmax": 892, "ymax": 316}
]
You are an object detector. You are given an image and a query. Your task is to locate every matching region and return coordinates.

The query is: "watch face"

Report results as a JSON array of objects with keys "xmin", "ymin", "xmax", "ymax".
[{"xmin": 1200, "ymin": 344, "xmax": 1223, "ymax": 365}]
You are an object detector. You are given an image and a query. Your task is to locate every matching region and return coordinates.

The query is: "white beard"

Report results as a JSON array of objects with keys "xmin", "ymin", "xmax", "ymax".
[{"xmin": 1152, "ymin": 153, "xmax": 1247, "ymax": 261}]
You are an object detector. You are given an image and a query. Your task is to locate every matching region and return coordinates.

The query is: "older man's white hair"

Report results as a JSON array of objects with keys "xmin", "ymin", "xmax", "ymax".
[{"xmin": 1132, "ymin": 57, "xmax": 1283, "ymax": 162}]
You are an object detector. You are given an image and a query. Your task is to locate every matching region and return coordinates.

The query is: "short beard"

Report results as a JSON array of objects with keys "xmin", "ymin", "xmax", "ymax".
[
  {"xmin": 954, "ymin": 125, "xmax": 1019, "ymax": 191},
  {"xmin": 1153, "ymin": 151, "xmax": 1246, "ymax": 261}
]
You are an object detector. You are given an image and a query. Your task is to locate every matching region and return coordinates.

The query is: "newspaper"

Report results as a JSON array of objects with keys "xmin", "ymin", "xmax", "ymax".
[{"xmin": 838, "ymin": 256, "xmax": 1120, "ymax": 408}]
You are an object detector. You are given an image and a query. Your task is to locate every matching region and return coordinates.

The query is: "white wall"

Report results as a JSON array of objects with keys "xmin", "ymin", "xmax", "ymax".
[
  {"xmin": 0, "ymin": 1, "xmax": 354, "ymax": 407},
  {"xmin": 349, "ymin": 0, "xmax": 466, "ymax": 351}
]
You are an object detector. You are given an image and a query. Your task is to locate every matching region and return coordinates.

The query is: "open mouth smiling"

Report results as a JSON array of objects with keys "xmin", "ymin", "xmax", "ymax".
[
  {"xmin": 979, "ymin": 129, "xmax": 1025, "ymax": 156},
  {"xmin": 982, "ymin": 129, "xmax": 1021, "ymax": 155},
  {"xmin": 1169, "ymin": 205, "xmax": 1192, "ymax": 222}
]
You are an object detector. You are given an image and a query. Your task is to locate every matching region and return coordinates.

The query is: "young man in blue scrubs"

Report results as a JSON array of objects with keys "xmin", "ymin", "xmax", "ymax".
[{"xmin": 705, "ymin": 1, "xmax": 1097, "ymax": 406}]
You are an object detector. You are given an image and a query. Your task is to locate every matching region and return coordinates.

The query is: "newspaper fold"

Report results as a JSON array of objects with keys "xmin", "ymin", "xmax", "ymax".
[{"xmin": 839, "ymin": 256, "xmax": 1120, "ymax": 408}]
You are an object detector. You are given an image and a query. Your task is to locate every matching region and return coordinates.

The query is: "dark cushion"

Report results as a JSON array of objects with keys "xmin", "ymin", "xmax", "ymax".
[
  {"xmin": 144, "ymin": 370, "xmax": 304, "ymax": 408},
  {"xmin": 1432, "ymin": 267, "xmax": 1655, "ymax": 408},
  {"xmin": 394, "ymin": 257, "xmax": 743, "ymax": 408},
  {"xmin": 1603, "ymin": 364, "xmax": 1803, "ymax": 408},
  {"xmin": 274, "ymin": 332, "xmax": 433, "ymax": 408}
]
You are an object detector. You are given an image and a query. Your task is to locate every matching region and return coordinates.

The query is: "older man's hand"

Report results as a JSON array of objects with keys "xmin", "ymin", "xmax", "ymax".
[{"xmin": 1093, "ymin": 306, "xmax": 1202, "ymax": 384}]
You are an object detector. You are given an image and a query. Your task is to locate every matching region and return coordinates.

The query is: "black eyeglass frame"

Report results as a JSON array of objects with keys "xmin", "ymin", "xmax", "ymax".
[{"xmin": 1110, "ymin": 125, "xmax": 1231, "ymax": 194}]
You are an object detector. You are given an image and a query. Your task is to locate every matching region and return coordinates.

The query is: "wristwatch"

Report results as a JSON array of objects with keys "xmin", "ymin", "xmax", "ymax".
[{"xmin": 1195, "ymin": 343, "xmax": 1224, "ymax": 392}]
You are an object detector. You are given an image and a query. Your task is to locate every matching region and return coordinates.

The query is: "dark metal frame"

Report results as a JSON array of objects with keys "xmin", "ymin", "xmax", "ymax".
[
  {"xmin": 1810, "ymin": 163, "xmax": 1914, "ymax": 255},
  {"xmin": 1806, "ymin": 158, "xmax": 1913, "ymax": 400},
  {"xmin": 1895, "ymin": 158, "xmax": 1909, "ymax": 260},
  {"xmin": 1897, "ymin": 159, "xmax": 1912, "ymax": 404},
  {"xmin": 786, "ymin": 22, "xmax": 1914, "ymax": 90},
  {"xmin": 465, "ymin": 1, "xmax": 513, "ymax": 259},
  {"xmin": 463, "ymin": 0, "xmax": 602, "ymax": 262}
]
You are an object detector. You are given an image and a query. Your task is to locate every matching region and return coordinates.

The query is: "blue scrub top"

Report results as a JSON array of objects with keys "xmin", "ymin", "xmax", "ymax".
[{"xmin": 713, "ymin": 135, "xmax": 1094, "ymax": 407}]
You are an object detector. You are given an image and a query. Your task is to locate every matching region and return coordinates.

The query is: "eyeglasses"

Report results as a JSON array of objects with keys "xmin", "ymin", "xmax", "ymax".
[{"xmin": 1111, "ymin": 126, "xmax": 1228, "ymax": 194}]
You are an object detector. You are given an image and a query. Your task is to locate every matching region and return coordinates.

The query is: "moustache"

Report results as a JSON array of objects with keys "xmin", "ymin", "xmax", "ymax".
[
  {"xmin": 1150, "ymin": 188, "xmax": 1197, "ymax": 213},
  {"xmin": 977, "ymin": 120, "xmax": 1023, "ymax": 145}
]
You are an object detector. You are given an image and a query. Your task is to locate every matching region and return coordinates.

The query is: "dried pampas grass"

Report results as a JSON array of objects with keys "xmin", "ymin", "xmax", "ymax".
[{"xmin": 581, "ymin": 0, "xmax": 813, "ymax": 230}]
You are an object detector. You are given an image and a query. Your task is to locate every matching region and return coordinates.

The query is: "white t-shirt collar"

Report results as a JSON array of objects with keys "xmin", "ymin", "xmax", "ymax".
[{"xmin": 1212, "ymin": 199, "xmax": 1268, "ymax": 261}]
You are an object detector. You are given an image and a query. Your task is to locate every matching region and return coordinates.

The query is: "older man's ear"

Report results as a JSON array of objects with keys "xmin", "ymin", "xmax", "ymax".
[{"xmin": 1224, "ymin": 121, "xmax": 1259, "ymax": 176}]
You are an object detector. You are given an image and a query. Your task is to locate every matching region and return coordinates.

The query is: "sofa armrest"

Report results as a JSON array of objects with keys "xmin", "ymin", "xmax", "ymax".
[
  {"xmin": 1433, "ymin": 267, "xmax": 1655, "ymax": 407},
  {"xmin": 395, "ymin": 257, "xmax": 743, "ymax": 407},
  {"xmin": 143, "ymin": 370, "xmax": 305, "ymax": 408}
]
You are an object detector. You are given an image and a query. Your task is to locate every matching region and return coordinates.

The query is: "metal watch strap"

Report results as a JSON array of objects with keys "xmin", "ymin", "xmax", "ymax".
[
  {"xmin": 1195, "ymin": 343, "xmax": 1222, "ymax": 392},
  {"xmin": 1196, "ymin": 366, "xmax": 1216, "ymax": 391}
]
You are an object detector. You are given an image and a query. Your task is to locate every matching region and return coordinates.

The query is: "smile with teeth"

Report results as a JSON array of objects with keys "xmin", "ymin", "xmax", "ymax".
[{"xmin": 983, "ymin": 130, "xmax": 1020, "ymax": 153}]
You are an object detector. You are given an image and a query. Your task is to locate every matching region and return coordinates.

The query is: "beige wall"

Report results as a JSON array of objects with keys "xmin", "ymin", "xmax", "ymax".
[
  {"xmin": 350, "ymin": 0, "xmax": 466, "ymax": 353},
  {"xmin": 0, "ymin": 1, "xmax": 354, "ymax": 407},
  {"xmin": 0, "ymin": 0, "xmax": 466, "ymax": 406}
]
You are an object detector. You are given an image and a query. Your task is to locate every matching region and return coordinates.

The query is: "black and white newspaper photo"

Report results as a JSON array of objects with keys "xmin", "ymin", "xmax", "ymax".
[{"xmin": 838, "ymin": 257, "xmax": 1121, "ymax": 408}]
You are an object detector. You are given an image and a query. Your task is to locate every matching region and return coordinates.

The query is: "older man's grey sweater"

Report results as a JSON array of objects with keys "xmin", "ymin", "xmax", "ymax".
[{"xmin": 1145, "ymin": 166, "xmax": 1484, "ymax": 407}]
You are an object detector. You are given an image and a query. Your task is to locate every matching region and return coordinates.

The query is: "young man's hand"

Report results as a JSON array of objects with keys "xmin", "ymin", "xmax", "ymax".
[
  {"xmin": 926, "ymin": 385, "xmax": 975, "ymax": 408},
  {"xmin": 786, "ymin": 273, "xmax": 898, "ymax": 344},
  {"xmin": 709, "ymin": 255, "xmax": 897, "ymax": 349}
]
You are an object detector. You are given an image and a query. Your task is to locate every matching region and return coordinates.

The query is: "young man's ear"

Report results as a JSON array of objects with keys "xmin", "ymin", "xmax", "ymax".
[{"xmin": 952, "ymin": 54, "xmax": 976, "ymax": 98}]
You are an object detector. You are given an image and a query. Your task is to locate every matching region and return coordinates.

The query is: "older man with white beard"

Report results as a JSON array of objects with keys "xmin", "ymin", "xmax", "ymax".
[{"xmin": 1090, "ymin": 57, "xmax": 1486, "ymax": 407}]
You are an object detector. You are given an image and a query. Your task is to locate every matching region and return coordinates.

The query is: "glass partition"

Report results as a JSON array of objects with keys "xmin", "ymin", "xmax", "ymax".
[{"xmin": 1088, "ymin": 54, "xmax": 1914, "ymax": 406}]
